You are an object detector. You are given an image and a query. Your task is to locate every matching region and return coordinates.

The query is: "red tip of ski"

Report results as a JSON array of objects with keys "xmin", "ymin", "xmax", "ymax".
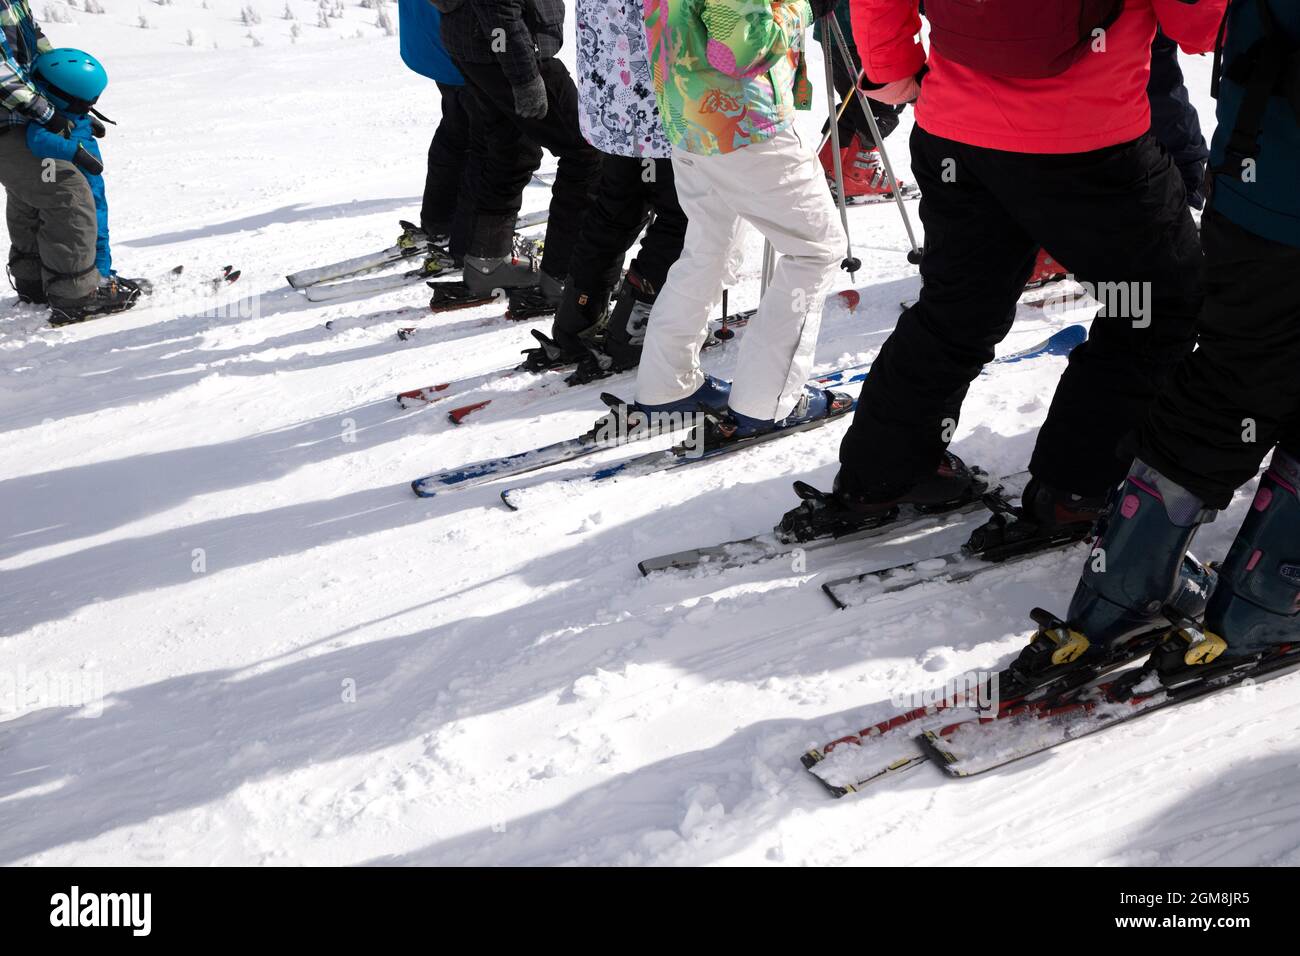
[
  {"xmin": 448, "ymin": 400, "xmax": 491, "ymax": 424},
  {"xmin": 836, "ymin": 289, "xmax": 861, "ymax": 310},
  {"xmin": 397, "ymin": 383, "xmax": 452, "ymax": 406}
]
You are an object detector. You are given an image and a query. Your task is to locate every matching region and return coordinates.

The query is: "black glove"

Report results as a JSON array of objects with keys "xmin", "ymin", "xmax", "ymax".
[
  {"xmin": 73, "ymin": 144, "xmax": 104, "ymax": 176},
  {"xmin": 90, "ymin": 116, "xmax": 107, "ymax": 138},
  {"xmin": 42, "ymin": 110, "xmax": 75, "ymax": 138},
  {"xmin": 511, "ymin": 75, "xmax": 548, "ymax": 121}
]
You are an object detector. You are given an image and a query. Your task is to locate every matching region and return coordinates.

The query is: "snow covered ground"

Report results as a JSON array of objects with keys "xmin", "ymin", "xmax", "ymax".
[{"xmin": 3, "ymin": 8, "xmax": 1298, "ymax": 867}]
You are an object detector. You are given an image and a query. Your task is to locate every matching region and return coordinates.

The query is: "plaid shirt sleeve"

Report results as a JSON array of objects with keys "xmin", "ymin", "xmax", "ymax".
[
  {"xmin": 469, "ymin": 0, "xmax": 542, "ymax": 89},
  {"xmin": 1, "ymin": 0, "xmax": 53, "ymax": 123}
]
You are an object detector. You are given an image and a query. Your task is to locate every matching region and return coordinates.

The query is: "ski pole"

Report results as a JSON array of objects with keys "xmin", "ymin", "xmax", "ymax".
[
  {"xmin": 816, "ymin": 85, "xmax": 856, "ymax": 156},
  {"xmin": 827, "ymin": 16, "xmax": 922, "ymax": 265},
  {"xmin": 821, "ymin": 14, "xmax": 859, "ymax": 277}
]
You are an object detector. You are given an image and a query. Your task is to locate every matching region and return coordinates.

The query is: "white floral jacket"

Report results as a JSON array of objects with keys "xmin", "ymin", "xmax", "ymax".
[{"xmin": 575, "ymin": 0, "xmax": 672, "ymax": 159}]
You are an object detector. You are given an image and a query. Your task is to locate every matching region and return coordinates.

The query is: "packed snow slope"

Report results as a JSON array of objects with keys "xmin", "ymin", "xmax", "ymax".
[{"xmin": 2, "ymin": 9, "xmax": 1298, "ymax": 867}]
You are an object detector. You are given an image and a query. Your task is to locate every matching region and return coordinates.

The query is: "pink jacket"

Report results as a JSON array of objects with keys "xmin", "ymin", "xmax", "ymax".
[{"xmin": 849, "ymin": 0, "xmax": 1228, "ymax": 154}]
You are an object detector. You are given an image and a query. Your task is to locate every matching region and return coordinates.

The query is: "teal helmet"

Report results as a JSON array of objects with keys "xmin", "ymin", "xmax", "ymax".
[{"xmin": 33, "ymin": 48, "xmax": 108, "ymax": 111}]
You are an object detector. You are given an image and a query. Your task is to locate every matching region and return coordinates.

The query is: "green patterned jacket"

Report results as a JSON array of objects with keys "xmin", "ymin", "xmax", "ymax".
[{"xmin": 643, "ymin": 0, "xmax": 814, "ymax": 156}]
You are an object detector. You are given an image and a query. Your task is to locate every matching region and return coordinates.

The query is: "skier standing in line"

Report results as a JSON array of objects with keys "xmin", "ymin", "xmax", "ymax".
[
  {"xmin": 524, "ymin": 0, "xmax": 689, "ymax": 381},
  {"xmin": 397, "ymin": 0, "xmax": 486, "ymax": 264},
  {"xmin": 436, "ymin": 0, "xmax": 602, "ymax": 301},
  {"xmin": 781, "ymin": 0, "xmax": 1226, "ymax": 552},
  {"xmin": 633, "ymin": 0, "xmax": 848, "ymax": 438},
  {"xmin": 813, "ymin": 0, "xmax": 907, "ymax": 201},
  {"xmin": 1013, "ymin": 0, "xmax": 1300, "ymax": 690},
  {"xmin": 1, "ymin": 1, "xmax": 136, "ymax": 322}
]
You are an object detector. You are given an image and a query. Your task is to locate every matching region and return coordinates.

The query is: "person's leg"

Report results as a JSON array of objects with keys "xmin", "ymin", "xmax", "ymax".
[
  {"xmin": 0, "ymin": 133, "xmax": 99, "ymax": 304},
  {"xmin": 634, "ymin": 154, "xmax": 743, "ymax": 407},
  {"xmin": 552, "ymin": 153, "xmax": 653, "ymax": 353},
  {"xmin": 598, "ymin": 158, "xmax": 690, "ymax": 370},
  {"xmin": 705, "ymin": 126, "xmax": 844, "ymax": 421},
  {"xmin": 999, "ymin": 133, "xmax": 1202, "ymax": 498},
  {"xmin": 421, "ymin": 82, "xmax": 471, "ymax": 238},
  {"xmin": 448, "ymin": 86, "xmax": 487, "ymax": 263},
  {"xmin": 454, "ymin": 63, "xmax": 543, "ymax": 268},
  {"xmin": 1147, "ymin": 29, "xmax": 1210, "ymax": 210},
  {"xmin": 836, "ymin": 128, "xmax": 1037, "ymax": 498},
  {"xmin": 507, "ymin": 57, "xmax": 603, "ymax": 281},
  {"xmin": 1132, "ymin": 212, "xmax": 1300, "ymax": 509},
  {"xmin": 5, "ymin": 189, "xmax": 44, "ymax": 299}
]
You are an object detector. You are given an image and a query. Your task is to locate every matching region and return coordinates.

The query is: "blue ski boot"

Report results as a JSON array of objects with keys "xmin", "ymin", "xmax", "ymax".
[
  {"xmin": 1150, "ymin": 448, "xmax": 1300, "ymax": 683},
  {"xmin": 1011, "ymin": 459, "xmax": 1217, "ymax": 688}
]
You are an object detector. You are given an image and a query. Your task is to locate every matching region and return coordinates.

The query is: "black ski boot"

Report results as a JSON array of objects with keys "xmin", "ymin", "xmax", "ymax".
[
  {"xmin": 518, "ymin": 329, "xmax": 583, "ymax": 373},
  {"xmin": 506, "ymin": 271, "xmax": 565, "ymax": 319},
  {"xmin": 48, "ymin": 277, "xmax": 141, "ymax": 326},
  {"xmin": 7, "ymin": 257, "xmax": 46, "ymax": 304},
  {"xmin": 1152, "ymin": 447, "xmax": 1300, "ymax": 685},
  {"xmin": 1009, "ymin": 460, "xmax": 1217, "ymax": 688},
  {"xmin": 778, "ymin": 452, "xmax": 988, "ymax": 543},
  {"xmin": 566, "ymin": 268, "xmax": 657, "ymax": 385},
  {"xmin": 964, "ymin": 475, "xmax": 1107, "ymax": 560}
]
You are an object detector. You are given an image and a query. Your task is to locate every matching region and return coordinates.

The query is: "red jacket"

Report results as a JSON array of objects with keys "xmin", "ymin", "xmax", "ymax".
[{"xmin": 849, "ymin": 0, "xmax": 1229, "ymax": 154}]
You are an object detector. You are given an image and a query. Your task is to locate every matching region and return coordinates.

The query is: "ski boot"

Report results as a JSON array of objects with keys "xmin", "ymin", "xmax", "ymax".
[
  {"xmin": 1150, "ymin": 448, "xmax": 1300, "ymax": 686},
  {"xmin": 567, "ymin": 269, "xmax": 657, "ymax": 386},
  {"xmin": 633, "ymin": 375, "xmax": 732, "ymax": 417},
  {"xmin": 517, "ymin": 329, "xmax": 580, "ymax": 373},
  {"xmin": 1025, "ymin": 248, "xmax": 1068, "ymax": 289},
  {"xmin": 506, "ymin": 271, "xmax": 564, "ymax": 320},
  {"xmin": 1009, "ymin": 460, "xmax": 1217, "ymax": 690},
  {"xmin": 8, "ymin": 255, "xmax": 47, "ymax": 304},
  {"xmin": 599, "ymin": 374, "xmax": 733, "ymax": 444},
  {"xmin": 963, "ymin": 475, "xmax": 1106, "ymax": 562},
  {"xmin": 707, "ymin": 385, "xmax": 849, "ymax": 446},
  {"xmin": 819, "ymin": 133, "xmax": 903, "ymax": 200},
  {"xmin": 48, "ymin": 276, "xmax": 141, "ymax": 326},
  {"xmin": 13, "ymin": 277, "xmax": 46, "ymax": 305},
  {"xmin": 778, "ymin": 452, "xmax": 988, "ymax": 544},
  {"xmin": 111, "ymin": 273, "xmax": 153, "ymax": 297},
  {"xmin": 462, "ymin": 216, "xmax": 543, "ymax": 294}
]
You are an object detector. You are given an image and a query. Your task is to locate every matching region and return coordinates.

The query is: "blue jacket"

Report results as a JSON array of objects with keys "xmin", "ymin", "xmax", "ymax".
[
  {"xmin": 1209, "ymin": 0, "xmax": 1300, "ymax": 249},
  {"xmin": 26, "ymin": 112, "xmax": 111, "ymax": 276},
  {"xmin": 398, "ymin": 0, "xmax": 462, "ymax": 85}
]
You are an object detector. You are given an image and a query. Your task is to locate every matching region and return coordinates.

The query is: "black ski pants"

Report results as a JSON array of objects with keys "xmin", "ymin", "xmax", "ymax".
[
  {"xmin": 1132, "ymin": 212, "xmax": 1300, "ymax": 509},
  {"xmin": 837, "ymin": 127, "xmax": 1203, "ymax": 500},
  {"xmin": 421, "ymin": 82, "xmax": 483, "ymax": 263},
  {"xmin": 454, "ymin": 57, "xmax": 602, "ymax": 280},
  {"xmin": 564, "ymin": 155, "xmax": 687, "ymax": 297}
]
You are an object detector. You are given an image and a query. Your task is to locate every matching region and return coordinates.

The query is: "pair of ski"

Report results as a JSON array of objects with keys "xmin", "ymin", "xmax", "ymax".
[
  {"xmin": 286, "ymin": 212, "xmax": 548, "ymax": 302},
  {"xmin": 409, "ymin": 323, "xmax": 1086, "ymax": 501},
  {"xmin": 803, "ymin": 634, "xmax": 1300, "ymax": 797},
  {"xmin": 396, "ymin": 309, "xmax": 755, "ymax": 423}
]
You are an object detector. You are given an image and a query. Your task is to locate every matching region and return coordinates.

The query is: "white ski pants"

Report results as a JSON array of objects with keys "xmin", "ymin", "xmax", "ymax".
[{"xmin": 634, "ymin": 124, "xmax": 845, "ymax": 421}]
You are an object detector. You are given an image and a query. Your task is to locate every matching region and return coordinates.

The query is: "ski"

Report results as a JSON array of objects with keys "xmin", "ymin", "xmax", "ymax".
[
  {"xmin": 442, "ymin": 311, "xmax": 755, "ymax": 424},
  {"xmin": 800, "ymin": 623, "xmax": 1181, "ymax": 797},
  {"xmin": 303, "ymin": 252, "xmax": 454, "ymax": 302},
  {"xmin": 396, "ymin": 309, "xmax": 755, "ymax": 413},
  {"xmin": 820, "ymin": 526, "xmax": 1090, "ymax": 610},
  {"xmin": 498, "ymin": 325, "xmax": 1085, "ymax": 510},
  {"xmin": 900, "ymin": 279, "xmax": 1084, "ymax": 313},
  {"xmin": 286, "ymin": 220, "xmax": 428, "ymax": 289},
  {"xmin": 286, "ymin": 211, "xmax": 547, "ymax": 289},
  {"xmin": 635, "ymin": 472, "xmax": 1025, "ymax": 577},
  {"xmin": 410, "ymin": 398, "xmax": 693, "ymax": 498},
  {"xmin": 918, "ymin": 644, "xmax": 1300, "ymax": 778},
  {"xmin": 839, "ymin": 183, "xmax": 921, "ymax": 206}
]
